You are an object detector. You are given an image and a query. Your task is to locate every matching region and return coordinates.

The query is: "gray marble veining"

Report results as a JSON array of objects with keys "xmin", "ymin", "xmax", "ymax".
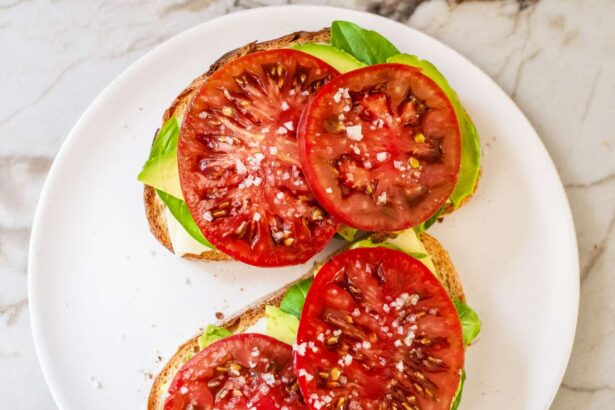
[{"xmin": 1, "ymin": 0, "xmax": 613, "ymax": 408}]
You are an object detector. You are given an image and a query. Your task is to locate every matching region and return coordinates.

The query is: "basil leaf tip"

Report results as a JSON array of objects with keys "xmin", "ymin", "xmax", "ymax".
[{"xmin": 331, "ymin": 20, "xmax": 399, "ymax": 65}]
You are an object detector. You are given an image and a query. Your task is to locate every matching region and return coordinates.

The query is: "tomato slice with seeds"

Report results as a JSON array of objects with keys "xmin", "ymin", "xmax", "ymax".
[
  {"xmin": 297, "ymin": 64, "xmax": 461, "ymax": 232},
  {"xmin": 164, "ymin": 333, "xmax": 307, "ymax": 410},
  {"xmin": 295, "ymin": 247, "xmax": 464, "ymax": 410},
  {"xmin": 178, "ymin": 49, "xmax": 340, "ymax": 266}
]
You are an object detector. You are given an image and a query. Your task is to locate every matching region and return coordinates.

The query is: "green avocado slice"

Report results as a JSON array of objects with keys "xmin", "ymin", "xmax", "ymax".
[
  {"xmin": 292, "ymin": 43, "xmax": 366, "ymax": 73},
  {"xmin": 137, "ymin": 117, "xmax": 183, "ymax": 200},
  {"xmin": 265, "ymin": 306, "xmax": 300, "ymax": 344},
  {"xmin": 137, "ymin": 117, "xmax": 213, "ymax": 247}
]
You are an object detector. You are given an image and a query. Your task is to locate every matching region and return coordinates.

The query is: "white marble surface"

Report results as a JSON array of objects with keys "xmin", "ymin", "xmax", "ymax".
[{"xmin": 0, "ymin": 0, "xmax": 613, "ymax": 408}]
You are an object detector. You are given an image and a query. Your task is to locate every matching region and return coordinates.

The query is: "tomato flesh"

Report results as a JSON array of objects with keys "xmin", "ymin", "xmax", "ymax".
[
  {"xmin": 295, "ymin": 247, "xmax": 464, "ymax": 410},
  {"xmin": 178, "ymin": 49, "xmax": 340, "ymax": 266},
  {"xmin": 298, "ymin": 64, "xmax": 461, "ymax": 232},
  {"xmin": 164, "ymin": 333, "xmax": 307, "ymax": 410}
]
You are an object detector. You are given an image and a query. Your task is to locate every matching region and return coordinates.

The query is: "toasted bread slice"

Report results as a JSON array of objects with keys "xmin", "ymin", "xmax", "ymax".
[
  {"xmin": 147, "ymin": 232, "xmax": 465, "ymax": 410},
  {"xmin": 143, "ymin": 29, "xmax": 330, "ymax": 261},
  {"xmin": 143, "ymin": 27, "xmax": 479, "ymax": 261}
]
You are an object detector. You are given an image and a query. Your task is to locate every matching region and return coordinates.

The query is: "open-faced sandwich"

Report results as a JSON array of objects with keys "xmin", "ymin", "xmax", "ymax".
[
  {"xmin": 148, "ymin": 229, "xmax": 481, "ymax": 410},
  {"xmin": 137, "ymin": 21, "xmax": 481, "ymax": 267}
]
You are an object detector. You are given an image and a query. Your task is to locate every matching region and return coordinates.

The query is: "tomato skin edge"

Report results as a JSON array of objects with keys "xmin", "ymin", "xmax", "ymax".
[
  {"xmin": 294, "ymin": 247, "xmax": 465, "ymax": 410},
  {"xmin": 165, "ymin": 333, "xmax": 305, "ymax": 410},
  {"xmin": 177, "ymin": 49, "xmax": 342, "ymax": 267},
  {"xmin": 297, "ymin": 63, "xmax": 462, "ymax": 232}
]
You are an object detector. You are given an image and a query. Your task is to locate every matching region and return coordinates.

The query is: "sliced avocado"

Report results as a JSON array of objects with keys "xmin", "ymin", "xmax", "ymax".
[
  {"xmin": 138, "ymin": 152, "xmax": 183, "ymax": 199},
  {"xmin": 349, "ymin": 239, "xmax": 401, "ymax": 252},
  {"xmin": 350, "ymin": 229, "xmax": 437, "ymax": 275},
  {"xmin": 292, "ymin": 43, "xmax": 366, "ymax": 73},
  {"xmin": 137, "ymin": 116, "xmax": 184, "ymax": 199},
  {"xmin": 197, "ymin": 324, "xmax": 232, "ymax": 350},
  {"xmin": 385, "ymin": 229, "xmax": 437, "ymax": 274},
  {"xmin": 387, "ymin": 54, "xmax": 481, "ymax": 209},
  {"xmin": 265, "ymin": 306, "xmax": 299, "ymax": 345}
]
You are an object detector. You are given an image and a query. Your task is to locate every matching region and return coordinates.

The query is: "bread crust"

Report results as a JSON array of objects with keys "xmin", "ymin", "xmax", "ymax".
[
  {"xmin": 420, "ymin": 232, "xmax": 465, "ymax": 302},
  {"xmin": 147, "ymin": 233, "xmax": 465, "ymax": 410}
]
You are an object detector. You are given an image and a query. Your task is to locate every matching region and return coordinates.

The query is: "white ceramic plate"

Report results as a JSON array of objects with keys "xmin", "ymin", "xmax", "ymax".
[{"xmin": 29, "ymin": 6, "xmax": 578, "ymax": 410}]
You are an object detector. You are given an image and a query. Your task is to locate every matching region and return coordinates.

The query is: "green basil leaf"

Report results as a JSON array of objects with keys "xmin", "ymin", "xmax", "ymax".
[
  {"xmin": 451, "ymin": 369, "xmax": 467, "ymax": 410},
  {"xmin": 387, "ymin": 54, "xmax": 481, "ymax": 208},
  {"xmin": 336, "ymin": 224, "xmax": 359, "ymax": 241},
  {"xmin": 424, "ymin": 206, "xmax": 445, "ymax": 231},
  {"xmin": 279, "ymin": 278, "xmax": 314, "ymax": 319},
  {"xmin": 331, "ymin": 21, "xmax": 399, "ymax": 65},
  {"xmin": 157, "ymin": 190, "xmax": 213, "ymax": 248},
  {"xmin": 138, "ymin": 151, "xmax": 183, "ymax": 199},
  {"xmin": 197, "ymin": 324, "xmax": 232, "ymax": 350},
  {"xmin": 139, "ymin": 116, "xmax": 212, "ymax": 248},
  {"xmin": 150, "ymin": 117, "xmax": 179, "ymax": 158},
  {"xmin": 414, "ymin": 205, "xmax": 446, "ymax": 234},
  {"xmin": 454, "ymin": 300, "xmax": 481, "ymax": 346},
  {"xmin": 137, "ymin": 117, "xmax": 183, "ymax": 199}
]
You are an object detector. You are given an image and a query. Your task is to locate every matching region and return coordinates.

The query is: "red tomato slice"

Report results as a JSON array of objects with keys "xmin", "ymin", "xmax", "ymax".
[
  {"xmin": 295, "ymin": 247, "xmax": 464, "ymax": 410},
  {"xmin": 297, "ymin": 64, "xmax": 461, "ymax": 232},
  {"xmin": 178, "ymin": 49, "xmax": 340, "ymax": 266},
  {"xmin": 164, "ymin": 333, "xmax": 307, "ymax": 410}
]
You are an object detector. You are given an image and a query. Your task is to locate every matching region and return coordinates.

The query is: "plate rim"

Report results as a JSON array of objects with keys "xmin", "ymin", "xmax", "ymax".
[{"xmin": 28, "ymin": 5, "xmax": 579, "ymax": 409}]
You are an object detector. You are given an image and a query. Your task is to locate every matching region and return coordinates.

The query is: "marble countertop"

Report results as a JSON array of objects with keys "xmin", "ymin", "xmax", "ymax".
[{"xmin": 1, "ymin": 0, "xmax": 613, "ymax": 408}]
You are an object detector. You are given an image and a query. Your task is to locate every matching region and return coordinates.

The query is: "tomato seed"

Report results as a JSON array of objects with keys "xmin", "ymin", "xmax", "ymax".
[
  {"xmin": 212, "ymin": 209, "xmax": 227, "ymax": 218},
  {"xmin": 207, "ymin": 379, "xmax": 222, "ymax": 388}
]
